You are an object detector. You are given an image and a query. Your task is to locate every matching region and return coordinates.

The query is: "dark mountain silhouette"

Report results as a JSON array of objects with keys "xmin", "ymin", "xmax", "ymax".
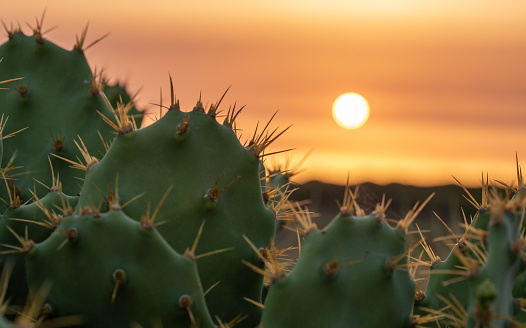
[{"xmin": 277, "ymin": 180, "xmax": 485, "ymax": 260}]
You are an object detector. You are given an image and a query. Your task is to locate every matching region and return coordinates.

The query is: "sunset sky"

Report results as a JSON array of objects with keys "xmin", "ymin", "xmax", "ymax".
[{"xmin": 2, "ymin": 1, "xmax": 526, "ymax": 187}]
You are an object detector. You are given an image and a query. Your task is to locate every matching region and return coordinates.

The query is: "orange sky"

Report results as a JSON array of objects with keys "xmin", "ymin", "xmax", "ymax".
[{"xmin": 2, "ymin": 1, "xmax": 526, "ymax": 187}]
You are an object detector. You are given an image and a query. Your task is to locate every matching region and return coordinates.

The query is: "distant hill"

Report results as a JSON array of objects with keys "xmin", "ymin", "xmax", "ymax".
[
  {"xmin": 277, "ymin": 180, "xmax": 485, "ymax": 260},
  {"xmin": 288, "ymin": 180, "xmax": 482, "ymax": 225}
]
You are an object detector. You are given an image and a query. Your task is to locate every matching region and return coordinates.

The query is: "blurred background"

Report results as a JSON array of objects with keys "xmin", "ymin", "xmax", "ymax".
[{"xmin": 3, "ymin": 1, "xmax": 526, "ymax": 190}]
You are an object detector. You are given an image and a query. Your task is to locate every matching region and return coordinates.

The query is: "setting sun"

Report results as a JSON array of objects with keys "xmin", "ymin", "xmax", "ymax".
[
  {"xmin": 2, "ymin": 2, "xmax": 524, "ymax": 187},
  {"xmin": 332, "ymin": 93, "xmax": 370, "ymax": 129}
]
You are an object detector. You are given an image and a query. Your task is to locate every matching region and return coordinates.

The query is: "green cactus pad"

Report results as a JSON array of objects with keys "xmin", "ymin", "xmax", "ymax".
[
  {"xmin": 75, "ymin": 107, "xmax": 276, "ymax": 326},
  {"xmin": 260, "ymin": 213, "xmax": 415, "ymax": 328},
  {"xmin": 0, "ymin": 32, "xmax": 115, "ymax": 206},
  {"xmin": 25, "ymin": 210, "xmax": 214, "ymax": 328}
]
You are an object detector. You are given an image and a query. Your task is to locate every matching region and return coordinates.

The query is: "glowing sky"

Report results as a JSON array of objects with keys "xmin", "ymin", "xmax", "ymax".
[{"xmin": 2, "ymin": 1, "xmax": 526, "ymax": 187}]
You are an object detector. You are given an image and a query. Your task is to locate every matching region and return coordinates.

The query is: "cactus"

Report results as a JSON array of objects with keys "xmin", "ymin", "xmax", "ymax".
[
  {"xmin": 0, "ymin": 16, "xmax": 139, "ymax": 208},
  {"xmin": 259, "ymin": 188, "xmax": 432, "ymax": 328},
  {"xmin": 413, "ymin": 174, "xmax": 526, "ymax": 327},
  {"xmin": 25, "ymin": 209, "xmax": 215, "ymax": 327},
  {"xmin": 73, "ymin": 97, "xmax": 277, "ymax": 326},
  {"xmin": 2, "ymin": 13, "xmax": 526, "ymax": 328}
]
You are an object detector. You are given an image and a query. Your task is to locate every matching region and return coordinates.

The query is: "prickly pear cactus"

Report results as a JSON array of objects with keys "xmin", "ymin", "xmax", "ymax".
[
  {"xmin": 73, "ymin": 96, "xmax": 276, "ymax": 326},
  {"xmin": 414, "ymin": 175, "xmax": 526, "ymax": 327},
  {"xmin": 0, "ymin": 20, "xmax": 122, "ymax": 206},
  {"xmin": 4, "ymin": 11, "xmax": 526, "ymax": 328},
  {"xmin": 25, "ymin": 209, "xmax": 215, "ymax": 328},
  {"xmin": 259, "ymin": 189, "xmax": 430, "ymax": 328}
]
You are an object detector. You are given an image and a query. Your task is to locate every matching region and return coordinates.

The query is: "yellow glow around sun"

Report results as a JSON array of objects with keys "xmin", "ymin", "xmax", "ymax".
[{"xmin": 332, "ymin": 93, "xmax": 370, "ymax": 129}]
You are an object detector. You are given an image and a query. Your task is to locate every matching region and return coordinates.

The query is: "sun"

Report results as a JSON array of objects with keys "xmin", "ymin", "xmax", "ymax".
[{"xmin": 332, "ymin": 93, "xmax": 370, "ymax": 129}]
